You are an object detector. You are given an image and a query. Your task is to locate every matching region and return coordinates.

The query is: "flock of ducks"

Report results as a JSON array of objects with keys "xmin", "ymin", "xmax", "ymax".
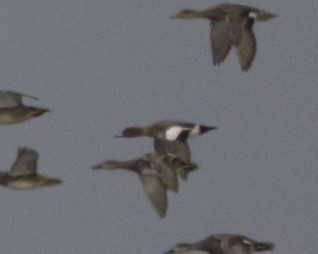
[
  {"xmin": 1, "ymin": 3, "xmax": 277, "ymax": 254},
  {"xmin": 93, "ymin": 121, "xmax": 216, "ymax": 217}
]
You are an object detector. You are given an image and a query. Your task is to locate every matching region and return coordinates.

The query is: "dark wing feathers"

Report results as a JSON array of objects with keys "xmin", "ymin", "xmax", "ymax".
[
  {"xmin": 154, "ymin": 139, "xmax": 191, "ymax": 163},
  {"xmin": 235, "ymin": 18, "xmax": 256, "ymax": 71},
  {"xmin": 210, "ymin": 20, "xmax": 232, "ymax": 65},
  {"xmin": 10, "ymin": 148, "xmax": 38, "ymax": 176}
]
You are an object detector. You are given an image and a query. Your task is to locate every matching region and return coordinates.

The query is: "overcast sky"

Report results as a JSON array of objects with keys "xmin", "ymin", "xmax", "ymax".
[{"xmin": 0, "ymin": 0, "xmax": 317, "ymax": 253}]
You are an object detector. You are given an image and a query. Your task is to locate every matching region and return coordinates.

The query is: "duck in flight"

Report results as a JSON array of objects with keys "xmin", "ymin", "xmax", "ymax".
[
  {"xmin": 165, "ymin": 233, "xmax": 274, "ymax": 254},
  {"xmin": 0, "ymin": 90, "xmax": 49, "ymax": 124},
  {"xmin": 116, "ymin": 121, "xmax": 217, "ymax": 175},
  {"xmin": 171, "ymin": 4, "xmax": 275, "ymax": 71},
  {"xmin": 92, "ymin": 153, "xmax": 195, "ymax": 218},
  {"xmin": 0, "ymin": 147, "xmax": 62, "ymax": 189}
]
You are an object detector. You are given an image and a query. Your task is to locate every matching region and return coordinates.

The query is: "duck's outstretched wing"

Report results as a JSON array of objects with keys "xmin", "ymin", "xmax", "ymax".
[
  {"xmin": 211, "ymin": 20, "xmax": 233, "ymax": 65},
  {"xmin": 10, "ymin": 147, "xmax": 38, "ymax": 176},
  {"xmin": 140, "ymin": 174, "xmax": 167, "ymax": 218},
  {"xmin": 144, "ymin": 153, "xmax": 179, "ymax": 193},
  {"xmin": 234, "ymin": 17, "xmax": 256, "ymax": 71},
  {"xmin": 0, "ymin": 90, "xmax": 38, "ymax": 108}
]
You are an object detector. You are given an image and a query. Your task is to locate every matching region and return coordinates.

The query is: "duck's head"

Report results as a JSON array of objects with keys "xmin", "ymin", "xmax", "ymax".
[
  {"xmin": 229, "ymin": 236, "xmax": 274, "ymax": 252},
  {"xmin": 252, "ymin": 241, "xmax": 274, "ymax": 252},
  {"xmin": 199, "ymin": 125, "xmax": 217, "ymax": 135},
  {"xmin": 29, "ymin": 107, "xmax": 50, "ymax": 117},
  {"xmin": 92, "ymin": 160, "xmax": 120, "ymax": 170},
  {"xmin": 253, "ymin": 10, "xmax": 276, "ymax": 21},
  {"xmin": 43, "ymin": 178, "xmax": 62, "ymax": 186},
  {"xmin": 171, "ymin": 9, "xmax": 200, "ymax": 19}
]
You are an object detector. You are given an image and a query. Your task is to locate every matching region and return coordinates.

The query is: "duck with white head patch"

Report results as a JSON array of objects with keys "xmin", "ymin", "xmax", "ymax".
[
  {"xmin": 117, "ymin": 121, "xmax": 215, "ymax": 140},
  {"xmin": 116, "ymin": 121, "xmax": 217, "ymax": 178}
]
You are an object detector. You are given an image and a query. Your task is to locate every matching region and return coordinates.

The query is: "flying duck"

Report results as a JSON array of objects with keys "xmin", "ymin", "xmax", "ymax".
[
  {"xmin": 165, "ymin": 233, "xmax": 274, "ymax": 254},
  {"xmin": 92, "ymin": 153, "xmax": 195, "ymax": 217},
  {"xmin": 117, "ymin": 121, "xmax": 217, "ymax": 166},
  {"xmin": 0, "ymin": 90, "xmax": 49, "ymax": 124},
  {"xmin": 0, "ymin": 147, "xmax": 62, "ymax": 189},
  {"xmin": 171, "ymin": 4, "xmax": 275, "ymax": 71}
]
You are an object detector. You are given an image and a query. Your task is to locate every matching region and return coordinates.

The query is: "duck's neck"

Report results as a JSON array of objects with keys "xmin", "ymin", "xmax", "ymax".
[{"xmin": 111, "ymin": 160, "xmax": 140, "ymax": 172}]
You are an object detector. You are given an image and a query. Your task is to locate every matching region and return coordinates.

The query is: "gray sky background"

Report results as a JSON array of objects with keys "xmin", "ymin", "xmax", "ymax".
[{"xmin": 0, "ymin": 0, "xmax": 317, "ymax": 253}]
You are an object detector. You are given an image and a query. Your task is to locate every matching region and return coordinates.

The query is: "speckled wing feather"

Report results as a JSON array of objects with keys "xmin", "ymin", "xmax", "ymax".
[
  {"xmin": 10, "ymin": 148, "xmax": 38, "ymax": 176},
  {"xmin": 140, "ymin": 175, "xmax": 167, "ymax": 218},
  {"xmin": 231, "ymin": 15, "xmax": 256, "ymax": 71},
  {"xmin": 210, "ymin": 20, "xmax": 232, "ymax": 65},
  {"xmin": 235, "ymin": 18, "xmax": 256, "ymax": 71}
]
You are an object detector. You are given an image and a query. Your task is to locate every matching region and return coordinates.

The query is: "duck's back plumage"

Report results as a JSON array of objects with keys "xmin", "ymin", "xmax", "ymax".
[{"xmin": 154, "ymin": 139, "xmax": 191, "ymax": 163}]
